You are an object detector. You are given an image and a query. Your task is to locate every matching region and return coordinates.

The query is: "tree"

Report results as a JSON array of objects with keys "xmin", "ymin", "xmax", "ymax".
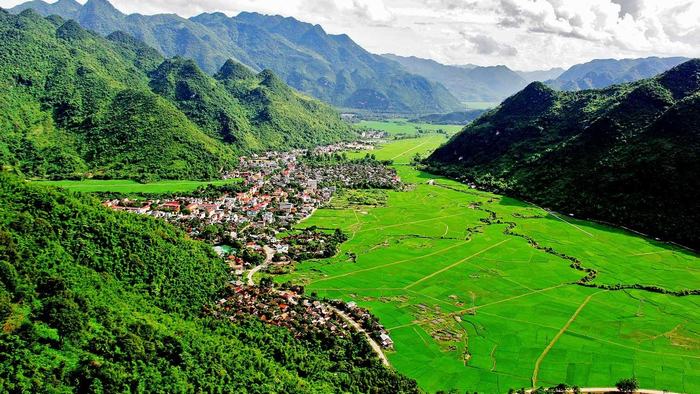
[
  {"xmin": 411, "ymin": 152, "xmax": 423, "ymax": 166},
  {"xmin": 616, "ymin": 377, "xmax": 639, "ymax": 393}
]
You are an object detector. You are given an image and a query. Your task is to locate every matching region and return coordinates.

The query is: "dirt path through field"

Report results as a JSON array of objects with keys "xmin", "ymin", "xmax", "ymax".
[{"xmin": 531, "ymin": 290, "xmax": 606, "ymax": 386}]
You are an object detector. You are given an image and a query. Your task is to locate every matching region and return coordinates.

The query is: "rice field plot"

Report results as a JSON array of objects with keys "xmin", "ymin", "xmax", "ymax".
[
  {"xmin": 276, "ymin": 133, "xmax": 700, "ymax": 393},
  {"xmin": 509, "ymin": 211, "xmax": 700, "ymax": 292},
  {"xmin": 357, "ymin": 119, "xmax": 463, "ymax": 137},
  {"xmin": 31, "ymin": 178, "xmax": 241, "ymax": 194}
]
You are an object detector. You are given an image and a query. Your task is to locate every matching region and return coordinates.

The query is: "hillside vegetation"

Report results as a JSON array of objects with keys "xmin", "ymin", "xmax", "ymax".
[
  {"xmin": 427, "ymin": 59, "xmax": 700, "ymax": 248},
  {"xmin": 10, "ymin": 0, "xmax": 463, "ymax": 114},
  {"xmin": 0, "ymin": 9, "xmax": 353, "ymax": 181},
  {"xmin": 0, "ymin": 172, "xmax": 418, "ymax": 392}
]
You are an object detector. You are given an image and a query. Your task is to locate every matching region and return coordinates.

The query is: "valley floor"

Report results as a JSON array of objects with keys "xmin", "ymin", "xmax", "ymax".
[{"xmin": 276, "ymin": 132, "xmax": 700, "ymax": 393}]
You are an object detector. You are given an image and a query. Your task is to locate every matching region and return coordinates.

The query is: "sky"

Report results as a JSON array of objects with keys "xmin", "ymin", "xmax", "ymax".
[{"xmin": 1, "ymin": 0, "xmax": 699, "ymax": 70}]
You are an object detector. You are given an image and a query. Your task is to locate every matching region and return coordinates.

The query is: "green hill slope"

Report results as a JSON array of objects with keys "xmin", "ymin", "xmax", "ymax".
[
  {"xmin": 0, "ymin": 172, "xmax": 419, "ymax": 392},
  {"xmin": 0, "ymin": 10, "xmax": 353, "ymax": 180},
  {"xmin": 427, "ymin": 60, "xmax": 700, "ymax": 248},
  {"xmin": 10, "ymin": 0, "xmax": 463, "ymax": 114}
]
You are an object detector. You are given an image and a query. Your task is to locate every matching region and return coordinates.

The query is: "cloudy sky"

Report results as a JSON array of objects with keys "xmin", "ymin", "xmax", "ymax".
[{"xmin": 2, "ymin": 0, "xmax": 699, "ymax": 70}]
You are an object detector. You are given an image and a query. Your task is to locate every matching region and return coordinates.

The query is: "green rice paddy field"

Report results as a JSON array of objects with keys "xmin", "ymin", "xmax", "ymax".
[
  {"xmin": 278, "ymin": 127, "xmax": 700, "ymax": 393},
  {"xmin": 31, "ymin": 179, "xmax": 241, "ymax": 194},
  {"xmin": 358, "ymin": 119, "xmax": 464, "ymax": 136}
]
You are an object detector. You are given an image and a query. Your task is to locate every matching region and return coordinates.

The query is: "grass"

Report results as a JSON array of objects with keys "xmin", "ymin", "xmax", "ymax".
[
  {"xmin": 464, "ymin": 101, "xmax": 500, "ymax": 110},
  {"xmin": 276, "ymin": 121, "xmax": 700, "ymax": 393},
  {"xmin": 357, "ymin": 119, "xmax": 463, "ymax": 137},
  {"xmin": 30, "ymin": 179, "xmax": 241, "ymax": 194}
]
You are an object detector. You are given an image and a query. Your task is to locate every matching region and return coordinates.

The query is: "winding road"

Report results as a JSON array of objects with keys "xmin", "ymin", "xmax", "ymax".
[
  {"xmin": 246, "ymin": 246, "xmax": 274, "ymax": 286},
  {"xmin": 331, "ymin": 307, "xmax": 390, "ymax": 366},
  {"xmin": 245, "ymin": 246, "xmax": 390, "ymax": 367}
]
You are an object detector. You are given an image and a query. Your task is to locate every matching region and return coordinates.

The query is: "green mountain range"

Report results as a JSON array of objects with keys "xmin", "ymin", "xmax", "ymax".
[
  {"xmin": 10, "ymin": 0, "xmax": 463, "ymax": 114},
  {"xmin": 0, "ymin": 9, "xmax": 353, "ymax": 181},
  {"xmin": 0, "ymin": 172, "xmax": 418, "ymax": 392},
  {"xmin": 427, "ymin": 59, "xmax": 700, "ymax": 249},
  {"xmin": 547, "ymin": 56, "xmax": 689, "ymax": 91}
]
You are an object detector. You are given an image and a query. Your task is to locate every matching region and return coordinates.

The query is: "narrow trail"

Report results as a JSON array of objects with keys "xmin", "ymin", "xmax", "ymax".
[{"xmin": 531, "ymin": 290, "xmax": 606, "ymax": 387}]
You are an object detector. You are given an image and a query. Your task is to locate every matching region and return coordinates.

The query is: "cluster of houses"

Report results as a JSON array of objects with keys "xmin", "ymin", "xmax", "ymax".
[
  {"xmin": 212, "ymin": 284, "xmax": 355, "ymax": 339},
  {"xmin": 298, "ymin": 162, "xmax": 401, "ymax": 189},
  {"xmin": 103, "ymin": 143, "xmax": 400, "ymax": 266},
  {"xmin": 330, "ymin": 300, "xmax": 394, "ymax": 349}
]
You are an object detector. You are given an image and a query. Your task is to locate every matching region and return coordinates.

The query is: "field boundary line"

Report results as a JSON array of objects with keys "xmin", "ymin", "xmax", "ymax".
[
  {"xmin": 546, "ymin": 210, "xmax": 594, "ymax": 237},
  {"xmin": 531, "ymin": 290, "xmax": 606, "ymax": 387},
  {"xmin": 356, "ymin": 213, "xmax": 463, "ymax": 233},
  {"xmin": 465, "ymin": 283, "xmax": 568, "ymax": 312},
  {"xmin": 390, "ymin": 136, "xmax": 439, "ymax": 160},
  {"xmin": 309, "ymin": 241, "xmax": 468, "ymax": 284},
  {"xmin": 403, "ymin": 239, "xmax": 510, "ymax": 289}
]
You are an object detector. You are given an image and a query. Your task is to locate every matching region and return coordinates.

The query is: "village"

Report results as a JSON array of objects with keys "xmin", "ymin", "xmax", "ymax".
[
  {"xmin": 102, "ymin": 140, "xmax": 399, "ymax": 353},
  {"xmin": 210, "ymin": 280, "xmax": 394, "ymax": 351}
]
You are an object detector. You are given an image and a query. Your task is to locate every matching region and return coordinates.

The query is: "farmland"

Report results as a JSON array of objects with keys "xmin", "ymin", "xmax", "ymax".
[
  {"xmin": 31, "ymin": 179, "xmax": 241, "ymax": 194},
  {"xmin": 278, "ymin": 124, "xmax": 700, "ymax": 393},
  {"xmin": 357, "ymin": 119, "xmax": 464, "ymax": 137}
]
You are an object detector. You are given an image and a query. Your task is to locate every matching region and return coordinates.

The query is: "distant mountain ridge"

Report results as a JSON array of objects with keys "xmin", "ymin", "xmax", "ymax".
[
  {"xmin": 547, "ymin": 56, "xmax": 689, "ymax": 91},
  {"xmin": 10, "ymin": 0, "xmax": 463, "ymax": 114},
  {"xmin": 427, "ymin": 59, "xmax": 700, "ymax": 248},
  {"xmin": 382, "ymin": 53, "xmax": 531, "ymax": 102},
  {"xmin": 0, "ymin": 9, "xmax": 353, "ymax": 180}
]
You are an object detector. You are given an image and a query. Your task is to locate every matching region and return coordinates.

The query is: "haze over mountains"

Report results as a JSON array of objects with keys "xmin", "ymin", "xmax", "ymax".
[
  {"xmin": 547, "ymin": 56, "xmax": 690, "ymax": 91},
  {"xmin": 427, "ymin": 59, "xmax": 700, "ymax": 248},
  {"xmin": 384, "ymin": 53, "xmax": 689, "ymax": 105},
  {"xmin": 9, "ymin": 0, "xmax": 463, "ymax": 114}
]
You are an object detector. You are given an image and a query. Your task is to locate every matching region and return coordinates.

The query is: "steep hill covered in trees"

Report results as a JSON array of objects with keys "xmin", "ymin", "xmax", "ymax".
[
  {"xmin": 427, "ymin": 60, "xmax": 700, "ymax": 248},
  {"xmin": 0, "ymin": 9, "xmax": 353, "ymax": 180},
  {"xmin": 0, "ymin": 172, "xmax": 419, "ymax": 392}
]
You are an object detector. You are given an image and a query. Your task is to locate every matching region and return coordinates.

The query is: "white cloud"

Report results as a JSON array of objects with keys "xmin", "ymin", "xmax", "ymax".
[{"xmin": 0, "ymin": 0, "xmax": 698, "ymax": 70}]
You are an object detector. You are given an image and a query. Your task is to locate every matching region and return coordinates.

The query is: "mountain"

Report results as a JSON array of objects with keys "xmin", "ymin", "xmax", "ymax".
[
  {"xmin": 0, "ymin": 10, "xmax": 352, "ymax": 180},
  {"xmin": 547, "ymin": 56, "xmax": 689, "ymax": 91},
  {"xmin": 410, "ymin": 110, "xmax": 487, "ymax": 125},
  {"xmin": 516, "ymin": 67, "xmax": 564, "ymax": 83},
  {"xmin": 0, "ymin": 172, "xmax": 419, "ymax": 392},
  {"xmin": 10, "ymin": 0, "xmax": 463, "ymax": 114},
  {"xmin": 427, "ymin": 59, "xmax": 700, "ymax": 248},
  {"xmin": 383, "ymin": 53, "xmax": 531, "ymax": 102}
]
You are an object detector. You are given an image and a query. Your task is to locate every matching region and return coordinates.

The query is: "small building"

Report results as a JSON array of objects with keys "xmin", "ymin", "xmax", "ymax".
[
  {"xmin": 279, "ymin": 202, "xmax": 294, "ymax": 213},
  {"xmin": 379, "ymin": 333, "xmax": 394, "ymax": 349}
]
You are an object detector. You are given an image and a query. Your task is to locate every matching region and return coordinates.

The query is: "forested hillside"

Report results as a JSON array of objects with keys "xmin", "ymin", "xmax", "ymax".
[
  {"xmin": 0, "ymin": 9, "xmax": 353, "ymax": 181},
  {"xmin": 11, "ymin": 0, "xmax": 463, "ymax": 114},
  {"xmin": 427, "ymin": 60, "xmax": 700, "ymax": 248},
  {"xmin": 0, "ymin": 173, "xmax": 419, "ymax": 392}
]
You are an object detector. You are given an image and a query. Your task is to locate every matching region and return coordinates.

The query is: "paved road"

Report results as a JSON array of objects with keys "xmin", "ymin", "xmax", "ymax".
[
  {"xmin": 246, "ymin": 246, "xmax": 274, "ymax": 286},
  {"xmin": 245, "ymin": 246, "xmax": 390, "ymax": 367},
  {"xmin": 331, "ymin": 307, "xmax": 390, "ymax": 367}
]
